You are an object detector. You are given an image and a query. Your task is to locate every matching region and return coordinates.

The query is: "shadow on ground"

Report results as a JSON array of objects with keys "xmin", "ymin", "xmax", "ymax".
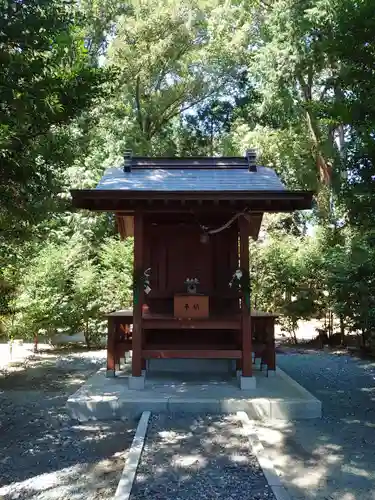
[
  {"xmin": 2, "ymin": 347, "xmax": 375, "ymax": 500},
  {"xmin": 0, "ymin": 350, "xmax": 135, "ymax": 500},
  {"xmin": 130, "ymin": 413, "xmax": 275, "ymax": 500},
  {"xmin": 265, "ymin": 350, "xmax": 375, "ymax": 499}
]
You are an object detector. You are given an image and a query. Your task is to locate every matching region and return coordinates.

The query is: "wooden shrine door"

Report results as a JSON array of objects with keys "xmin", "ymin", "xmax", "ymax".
[{"xmin": 144, "ymin": 220, "xmax": 239, "ymax": 313}]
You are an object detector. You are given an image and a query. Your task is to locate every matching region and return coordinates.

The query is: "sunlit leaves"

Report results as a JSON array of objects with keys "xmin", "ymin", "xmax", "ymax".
[
  {"xmin": 0, "ymin": 0, "xmax": 104, "ymax": 231},
  {"xmin": 103, "ymin": 0, "xmax": 251, "ymax": 153}
]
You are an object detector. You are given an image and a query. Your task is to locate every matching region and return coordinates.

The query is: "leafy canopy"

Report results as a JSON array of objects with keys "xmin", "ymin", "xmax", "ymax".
[{"xmin": 0, "ymin": 0, "xmax": 104, "ymax": 232}]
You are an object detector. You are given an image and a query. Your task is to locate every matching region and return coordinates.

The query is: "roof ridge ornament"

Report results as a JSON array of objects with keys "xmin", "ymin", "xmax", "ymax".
[
  {"xmin": 123, "ymin": 150, "xmax": 133, "ymax": 173},
  {"xmin": 246, "ymin": 149, "xmax": 257, "ymax": 172}
]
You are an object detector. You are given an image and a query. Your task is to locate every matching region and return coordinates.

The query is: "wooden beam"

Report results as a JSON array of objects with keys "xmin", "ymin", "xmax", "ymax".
[
  {"xmin": 132, "ymin": 157, "xmax": 248, "ymax": 169},
  {"xmin": 144, "ymin": 343, "xmax": 238, "ymax": 350},
  {"xmin": 125, "ymin": 216, "xmax": 135, "ymax": 237},
  {"xmin": 239, "ymin": 216, "xmax": 253, "ymax": 377},
  {"xmin": 265, "ymin": 317, "xmax": 276, "ymax": 371},
  {"xmin": 132, "ymin": 210, "xmax": 143, "ymax": 376},
  {"xmin": 142, "ymin": 318, "xmax": 241, "ymax": 330},
  {"xmin": 106, "ymin": 316, "xmax": 116, "ymax": 376},
  {"xmin": 71, "ymin": 188, "xmax": 314, "ymax": 203},
  {"xmin": 243, "ymin": 213, "xmax": 263, "ymax": 241},
  {"xmin": 114, "ymin": 341, "xmax": 132, "ymax": 363},
  {"xmin": 116, "ymin": 214, "xmax": 134, "ymax": 239},
  {"xmin": 143, "ymin": 291, "xmax": 240, "ymax": 300},
  {"xmin": 115, "ymin": 205, "xmax": 243, "ymax": 215},
  {"xmin": 73, "ymin": 199, "xmax": 310, "ymax": 213},
  {"xmin": 142, "ymin": 349, "xmax": 242, "ymax": 359}
]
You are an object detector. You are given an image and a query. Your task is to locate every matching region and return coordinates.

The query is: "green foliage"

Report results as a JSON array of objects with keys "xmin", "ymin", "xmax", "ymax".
[
  {"xmin": 8, "ymin": 236, "xmax": 133, "ymax": 347},
  {"xmin": 11, "ymin": 243, "xmax": 72, "ymax": 339},
  {"xmin": 0, "ymin": 0, "xmax": 104, "ymax": 233},
  {"xmin": 80, "ymin": 0, "xmax": 252, "ymax": 159},
  {"xmin": 230, "ymin": 123, "xmax": 317, "ymax": 190},
  {"xmin": 2, "ymin": 0, "xmax": 375, "ymax": 349},
  {"xmin": 323, "ymin": 230, "xmax": 375, "ymax": 347},
  {"xmin": 99, "ymin": 238, "xmax": 134, "ymax": 313},
  {"xmin": 251, "ymin": 230, "xmax": 322, "ymax": 342},
  {"xmin": 71, "ymin": 261, "xmax": 103, "ymax": 348},
  {"xmin": 78, "ymin": 0, "xmax": 130, "ymax": 59}
]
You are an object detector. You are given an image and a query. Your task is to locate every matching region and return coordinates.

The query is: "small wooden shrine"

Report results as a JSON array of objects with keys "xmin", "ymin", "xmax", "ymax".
[{"xmin": 71, "ymin": 151, "xmax": 312, "ymax": 389}]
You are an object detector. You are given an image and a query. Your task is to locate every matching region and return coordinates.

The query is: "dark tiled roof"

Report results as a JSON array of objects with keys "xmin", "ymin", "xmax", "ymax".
[
  {"xmin": 71, "ymin": 156, "xmax": 313, "ymax": 211},
  {"xmin": 96, "ymin": 156, "xmax": 285, "ymax": 192}
]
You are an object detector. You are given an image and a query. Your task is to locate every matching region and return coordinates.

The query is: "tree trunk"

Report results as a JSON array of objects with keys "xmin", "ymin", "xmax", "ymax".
[
  {"xmin": 340, "ymin": 315, "xmax": 345, "ymax": 346},
  {"xmin": 328, "ymin": 310, "xmax": 333, "ymax": 338},
  {"xmin": 84, "ymin": 320, "xmax": 91, "ymax": 349},
  {"xmin": 305, "ymin": 109, "xmax": 333, "ymax": 185},
  {"xmin": 361, "ymin": 328, "xmax": 367, "ymax": 349},
  {"xmin": 292, "ymin": 328, "xmax": 298, "ymax": 345},
  {"xmin": 298, "ymin": 71, "xmax": 334, "ymax": 185},
  {"xmin": 84, "ymin": 332, "xmax": 91, "ymax": 349},
  {"xmin": 33, "ymin": 334, "xmax": 38, "ymax": 353}
]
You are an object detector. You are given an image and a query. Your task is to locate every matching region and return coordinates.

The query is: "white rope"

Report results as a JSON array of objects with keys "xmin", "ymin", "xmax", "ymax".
[{"xmin": 203, "ymin": 211, "xmax": 247, "ymax": 235}]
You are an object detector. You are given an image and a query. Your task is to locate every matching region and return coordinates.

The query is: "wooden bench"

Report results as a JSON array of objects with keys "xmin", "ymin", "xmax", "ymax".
[{"xmin": 106, "ymin": 309, "xmax": 277, "ymax": 375}]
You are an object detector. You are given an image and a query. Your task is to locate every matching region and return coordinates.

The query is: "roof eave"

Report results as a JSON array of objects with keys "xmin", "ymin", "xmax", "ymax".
[
  {"xmin": 70, "ymin": 189, "xmax": 314, "ymax": 212},
  {"xmin": 71, "ymin": 188, "xmax": 313, "ymax": 200}
]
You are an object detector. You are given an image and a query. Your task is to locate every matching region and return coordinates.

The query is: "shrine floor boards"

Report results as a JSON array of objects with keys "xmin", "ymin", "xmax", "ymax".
[{"xmin": 66, "ymin": 359, "xmax": 321, "ymax": 422}]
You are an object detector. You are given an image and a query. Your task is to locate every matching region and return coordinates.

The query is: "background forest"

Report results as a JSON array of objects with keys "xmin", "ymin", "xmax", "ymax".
[{"xmin": 1, "ymin": 0, "xmax": 375, "ymax": 348}]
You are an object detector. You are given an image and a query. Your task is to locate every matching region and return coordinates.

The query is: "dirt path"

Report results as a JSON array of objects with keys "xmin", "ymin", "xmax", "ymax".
[
  {"xmin": 0, "ymin": 341, "xmax": 37, "ymax": 371},
  {"xmin": 0, "ymin": 349, "xmax": 135, "ymax": 500}
]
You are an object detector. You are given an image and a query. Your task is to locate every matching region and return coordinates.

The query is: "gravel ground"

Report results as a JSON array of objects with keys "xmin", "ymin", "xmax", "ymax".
[
  {"xmin": 263, "ymin": 348, "xmax": 375, "ymax": 499},
  {"xmin": 130, "ymin": 413, "xmax": 275, "ymax": 500},
  {"xmin": 0, "ymin": 349, "xmax": 135, "ymax": 500},
  {"xmin": 4, "ymin": 344, "xmax": 374, "ymax": 500}
]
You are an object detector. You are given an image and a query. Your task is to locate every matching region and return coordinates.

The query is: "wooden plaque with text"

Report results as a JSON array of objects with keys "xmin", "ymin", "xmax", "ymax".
[{"xmin": 173, "ymin": 294, "xmax": 209, "ymax": 319}]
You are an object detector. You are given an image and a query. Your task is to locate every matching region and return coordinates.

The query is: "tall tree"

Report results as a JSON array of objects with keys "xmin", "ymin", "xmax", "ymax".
[
  {"xmin": 0, "ymin": 0, "xmax": 104, "ymax": 234},
  {"xmin": 101, "ymin": 0, "xmax": 251, "ymax": 155}
]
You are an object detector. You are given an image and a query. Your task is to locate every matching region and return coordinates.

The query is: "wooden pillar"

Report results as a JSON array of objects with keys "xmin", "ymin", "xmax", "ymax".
[
  {"xmin": 132, "ymin": 211, "xmax": 143, "ymax": 377},
  {"xmin": 107, "ymin": 316, "xmax": 116, "ymax": 376},
  {"xmin": 265, "ymin": 317, "xmax": 276, "ymax": 372},
  {"xmin": 239, "ymin": 216, "xmax": 252, "ymax": 377}
]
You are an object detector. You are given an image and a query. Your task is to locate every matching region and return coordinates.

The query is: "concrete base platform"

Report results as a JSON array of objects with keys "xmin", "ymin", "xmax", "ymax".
[
  {"xmin": 67, "ymin": 362, "xmax": 322, "ymax": 422},
  {"xmin": 240, "ymin": 375, "xmax": 257, "ymax": 390}
]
